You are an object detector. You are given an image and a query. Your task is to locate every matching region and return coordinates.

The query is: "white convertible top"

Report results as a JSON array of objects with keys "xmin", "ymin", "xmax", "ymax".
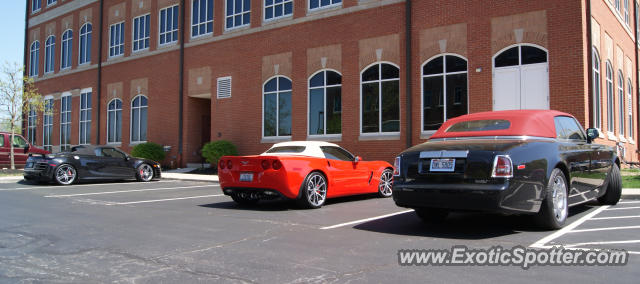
[{"xmin": 260, "ymin": 141, "xmax": 340, "ymax": 158}]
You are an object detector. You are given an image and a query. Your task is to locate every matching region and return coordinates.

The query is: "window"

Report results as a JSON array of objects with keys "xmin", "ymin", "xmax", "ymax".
[
  {"xmin": 79, "ymin": 23, "xmax": 92, "ymax": 64},
  {"xmin": 44, "ymin": 36, "xmax": 55, "ymax": 73},
  {"xmin": 192, "ymin": 0, "xmax": 213, "ymax": 37},
  {"xmin": 12, "ymin": 135, "xmax": 28, "ymax": 148},
  {"xmin": 263, "ymin": 76, "xmax": 292, "ymax": 137},
  {"xmin": 624, "ymin": 0, "xmax": 630, "ymax": 25},
  {"xmin": 131, "ymin": 95, "xmax": 148, "ymax": 142},
  {"xmin": 107, "ymin": 99, "xmax": 122, "ymax": 143},
  {"xmin": 606, "ymin": 62, "xmax": 614, "ymax": 133},
  {"xmin": 361, "ymin": 63, "xmax": 400, "ymax": 134},
  {"xmin": 133, "ymin": 14, "xmax": 150, "ymax": 52},
  {"xmin": 29, "ymin": 41, "xmax": 39, "ymax": 77},
  {"xmin": 0, "ymin": 134, "xmax": 3, "ymax": 147},
  {"xmin": 159, "ymin": 5, "xmax": 179, "ymax": 45},
  {"xmin": 265, "ymin": 146, "xmax": 306, "ymax": 153},
  {"xmin": 101, "ymin": 148, "xmax": 126, "ymax": 159},
  {"xmin": 618, "ymin": 71, "xmax": 625, "ymax": 136},
  {"xmin": 309, "ymin": 0, "xmax": 341, "ymax": 10},
  {"xmin": 43, "ymin": 98, "xmax": 53, "ymax": 151},
  {"xmin": 27, "ymin": 107, "xmax": 37, "ymax": 144},
  {"xmin": 447, "ymin": 120, "xmax": 510, "ymax": 132},
  {"xmin": 592, "ymin": 48, "xmax": 602, "ymax": 129},
  {"xmin": 79, "ymin": 91, "xmax": 91, "ymax": 145},
  {"xmin": 628, "ymin": 80, "xmax": 633, "ymax": 139},
  {"xmin": 264, "ymin": 0, "xmax": 293, "ymax": 21},
  {"xmin": 60, "ymin": 95, "xmax": 72, "ymax": 152},
  {"xmin": 422, "ymin": 55, "xmax": 468, "ymax": 131},
  {"xmin": 554, "ymin": 116, "xmax": 587, "ymax": 141},
  {"xmin": 47, "ymin": 0, "xmax": 56, "ymax": 7},
  {"xmin": 309, "ymin": 70, "xmax": 341, "ymax": 136},
  {"xmin": 32, "ymin": 0, "xmax": 41, "ymax": 13},
  {"xmin": 615, "ymin": 0, "xmax": 621, "ymax": 12},
  {"xmin": 109, "ymin": 22, "xmax": 125, "ymax": 57},
  {"xmin": 226, "ymin": 0, "xmax": 250, "ymax": 29},
  {"xmin": 217, "ymin": 77, "xmax": 232, "ymax": 99},
  {"xmin": 320, "ymin": 146, "xmax": 354, "ymax": 161},
  {"xmin": 61, "ymin": 30, "xmax": 72, "ymax": 69}
]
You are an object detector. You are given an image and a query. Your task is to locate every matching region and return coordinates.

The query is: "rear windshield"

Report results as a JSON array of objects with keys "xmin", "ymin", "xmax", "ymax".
[
  {"xmin": 265, "ymin": 146, "xmax": 306, "ymax": 154},
  {"xmin": 446, "ymin": 119, "xmax": 510, "ymax": 132}
]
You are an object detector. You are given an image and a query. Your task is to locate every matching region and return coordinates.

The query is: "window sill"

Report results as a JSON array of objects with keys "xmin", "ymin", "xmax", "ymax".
[
  {"xmin": 132, "ymin": 48, "xmax": 149, "ymax": 54},
  {"xmin": 263, "ymin": 15, "xmax": 294, "ymax": 25},
  {"xmin": 307, "ymin": 4, "xmax": 342, "ymax": 15},
  {"xmin": 359, "ymin": 133, "xmax": 400, "ymax": 141},
  {"xmin": 130, "ymin": 141, "xmax": 146, "ymax": 146},
  {"xmin": 190, "ymin": 32, "xmax": 213, "ymax": 42},
  {"xmin": 224, "ymin": 24, "xmax": 251, "ymax": 34},
  {"xmin": 107, "ymin": 142, "xmax": 122, "ymax": 146},
  {"xmin": 607, "ymin": 132, "xmax": 618, "ymax": 141},
  {"xmin": 619, "ymin": 136, "xmax": 628, "ymax": 143},
  {"xmin": 158, "ymin": 41, "xmax": 178, "ymax": 49},
  {"xmin": 307, "ymin": 134, "xmax": 341, "ymax": 142},
  {"xmin": 261, "ymin": 136, "xmax": 291, "ymax": 144},
  {"xmin": 420, "ymin": 131, "xmax": 436, "ymax": 140},
  {"xmin": 628, "ymin": 139, "xmax": 636, "ymax": 145}
]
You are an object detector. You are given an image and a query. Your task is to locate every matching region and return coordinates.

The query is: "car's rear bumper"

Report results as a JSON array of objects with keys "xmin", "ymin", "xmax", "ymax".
[
  {"xmin": 23, "ymin": 167, "xmax": 54, "ymax": 181},
  {"xmin": 392, "ymin": 180, "xmax": 542, "ymax": 214},
  {"xmin": 222, "ymin": 187, "xmax": 289, "ymax": 200}
]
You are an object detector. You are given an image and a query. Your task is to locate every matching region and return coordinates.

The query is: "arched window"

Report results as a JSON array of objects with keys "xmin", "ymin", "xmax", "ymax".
[
  {"xmin": 309, "ymin": 70, "xmax": 341, "ymax": 136},
  {"xmin": 627, "ymin": 79, "xmax": 633, "ymax": 139},
  {"xmin": 592, "ymin": 48, "xmax": 602, "ymax": 129},
  {"xmin": 131, "ymin": 95, "xmax": 148, "ymax": 142},
  {"xmin": 79, "ymin": 23, "xmax": 92, "ymax": 64},
  {"xmin": 29, "ymin": 41, "xmax": 39, "ymax": 77},
  {"xmin": 606, "ymin": 62, "xmax": 614, "ymax": 133},
  {"xmin": 107, "ymin": 99, "xmax": 123, "ymax": 143},
  {"xmin": 60, "ymin": 94, "xmax": 72, "ymax": 151},
  {"xmin": 618, "ymin": 71, "xmax": 625, "ymax": 136},
  {"xmin": 263, "ymin": 76, "xmax": 292, "ymax": 137},
  {"xmin": 44, "ymin": 36, "xmax": 55, "ymax": 73},
  {"xmin": 624, "ymin": 0, "xmax": 630, "ymax": 25},
  {"xmin": 27, "ymin": 107, "xmax": 36, "ymax": 144},
  {"xmin": 61, "ymin": 30, "xmax": 72, "ymax": 69},
  {"xmin": 361, "ymin": 63, "xmax": 400, "ymax": 133},
  {"xmin": 422, "ymin": 54, "xmax": 468, "ymax": 131},
  {"xmin": 43, "ymin": 98, "xmax": 53, "ymax": 152}
]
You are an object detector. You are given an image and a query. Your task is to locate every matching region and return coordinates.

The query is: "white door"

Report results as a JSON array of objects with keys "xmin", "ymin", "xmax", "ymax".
[
  {"xmin": 492, "ymin": 45, "xmax": 549, "ymax": 111},
  {"xmin": 493, "ymin": 66, "xmax": 520, "ymax": 111},
  {"xmin": 520, "ymin": 63, "xmax": 549, "ymax": 109}
]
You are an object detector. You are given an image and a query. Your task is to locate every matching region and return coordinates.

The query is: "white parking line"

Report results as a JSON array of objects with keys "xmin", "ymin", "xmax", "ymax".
[
  {"xmin": 618, "ymin": 200, "xmax": 640, "ymax": 204},
  {"xmin": 563, "ymin": 240, "xmax": 640, "ymax": 248},
  {"xmin": 319, "ymin": 210, "xmax": 414, "ymax": 230},
  {"xmin": 568, "ymin": 225, "xmax": 640, "ymax": 233},
  {"xmin": 0, "ymin": 180, "xmax": 174, "ymax": 191},
  {"xmin": 604, "ymin": 206, "xmax": 640, "ymax": 211},
  {"xmin": 589, "ymin": 215, "xmax": 640, "ymax": 220},
  {"xmin": 44, "ymin": 185, "xmax": 212, "ymax": 198},
  {"xmin": 107, "ymin": 194, "xmax": 225, "ymax": 205},
  {"xmin": 530, "ymin": 206, "xmax": 609, "ymax": 249}
]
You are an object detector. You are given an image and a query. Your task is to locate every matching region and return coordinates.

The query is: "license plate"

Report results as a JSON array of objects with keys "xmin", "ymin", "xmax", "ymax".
[
  {"xmin": 25, "ymin": 162, "xmax": 33, "ymax": 168},
  {"xmin": 239, "ymin": 172, "xmax": 253, "ymax": 182},
  {"xmin": 430, "ymin": 158, "xmax": 455, "ymax": 172}
]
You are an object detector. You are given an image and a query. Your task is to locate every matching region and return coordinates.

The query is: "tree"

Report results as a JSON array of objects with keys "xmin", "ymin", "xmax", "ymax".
[{"xmin": 0, "ymin": 62, "xmax": 45, "ymax": 169}]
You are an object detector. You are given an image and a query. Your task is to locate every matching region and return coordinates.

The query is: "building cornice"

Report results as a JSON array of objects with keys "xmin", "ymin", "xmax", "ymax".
[{"xmin": 29, "ymin": 0, "xmax": 98, "ymax": 28}]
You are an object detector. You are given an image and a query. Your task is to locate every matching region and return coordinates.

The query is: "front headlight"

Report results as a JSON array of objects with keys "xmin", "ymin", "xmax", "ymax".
[{"xmin": 393, "ymin": 156, "xmax": 401, "ymax": 176}]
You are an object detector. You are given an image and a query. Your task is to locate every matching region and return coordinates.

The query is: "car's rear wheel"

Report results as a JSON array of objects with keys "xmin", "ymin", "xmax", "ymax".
[
  {"xmin": 54, "ymin": 164, "xmax": 77, "ymax": 185},
  {"xmin": 415, "ymin": 208, "xmax": 449, "ymax": 223},
  {"xmin": 135, "ymin": 163, "xmax": 154, "ymax": 182},
  {"xmin": 378, "ymin": 169, "xmax": 393, "ymax": 198},
  {"xmin": 298, "ymin": 172, "xmax": 327, "ymax": 209},
  {"xmin": 231, "ymin": 193, "xmax": 259, "ymax": 206},
  {"xmin": 598, "ymin": 163, "xmax": 622, "ymax": 205},
  {"xmin": 535, "ymin": 168, "xmax": 568, "ymax": 229}
]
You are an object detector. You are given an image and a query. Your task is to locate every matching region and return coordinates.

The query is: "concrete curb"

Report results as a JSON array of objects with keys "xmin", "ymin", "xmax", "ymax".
[
  {"xmin": 160, "ymin": 173, "xmax": 219, "ymax": 183},
  {"xmin": 621, "ymin": 188, "xmax": 640, "ymax": 199},
  {"xmin": 0, "ymin": 176, "xmax": 24, "ymax": 183}
]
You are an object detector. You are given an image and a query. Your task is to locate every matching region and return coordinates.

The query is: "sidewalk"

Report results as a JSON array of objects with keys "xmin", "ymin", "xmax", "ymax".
[
  {"xmin": 622, "ymin": 188, "xmax": 640, "ymax": 199},
  {"xmin": 161, "ymin": 168, "xmax": 219, "ymax": 183}
]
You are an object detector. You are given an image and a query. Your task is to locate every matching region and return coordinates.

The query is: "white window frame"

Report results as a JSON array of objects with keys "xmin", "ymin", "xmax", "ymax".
[
  {"xmin": 32, "ymin": 0, "xmax": 41, "ymax": 13},
  {"xmin": 307, "ymin": 69, "xmax": 342, "ymax": 138},
  {"xmin": 79, "ymin": 23, "xmax": 92, "ymax": 65},
  {"xmin": 624, "ymin": 0, "xmax": 630, "ymax": 25},
  {"xmin": 592, "ymin": 48, "xmax": 602, "ymax": 130},
  {"xmin": 132, "ymin": 14, "xmax": 150, "ymax": 52},
  {"xmin": 60, "ymin": 93, "xmax": 72, "ymax": 151},
  {"xmin": 43, "ymin": 96, "xmax": 53, "ymax": 151},
  {"xmin": 47, "ymin": 0, "xmax": 57, "ymax": 7},
  {"xmin": 44, "ymin": 35, "xmax": 55, "ymax": 74},
  {"xmin": 107, "ymin": 98, "xmax": 123, "ymax": 144},
  {"xmin": 359, "ymin": 61, "xmax": 401, "ymax": 136},
  {"xmin": 264, "ymin": 0, "xmax": 293, "ymax": 22},
  {"xmin": 606, "ymin": 61, "xmax": 615, "ymax": 137},
  {"xmin": 159, "ymin": 4, "xmax": 179, "ymax": 46},
  {"xmin": 628, "ymin": 79, "xmax": 634, "ymax": 140},
  {"xmin": 308, "ymin": 0, "xmax": 342, "ymax": 12},
  {"xmin": 617, "ymin": 71, "xmax": 625, "ymax": 137},
  {"xmin": 109, "ymin": 22, "xmax": 125, "ymax": 58},
  {"xmin": 262, "ymin": 76, "xmax": 293, "ymax": 139},
  {"xmin": 27, "ymin": 106, "xmax": 37, "ymax": 144},
  {"xmin": 191, "ymin": 0, "xmax": 214, "ymax": 38},
  {"xmin": 79, "ymin": 89, "xmax": 92, "ymax": 145},
  {"xmin": 29, "ymin": 41, "xmax": 40, "ymax": 77},
  {"xmin": 420, "ymin": 53, "xmax": 469, "ymax": 135},
  {"xmin": 225, "ymin": 0, "xmax": 251, "ymax": 30},
  {"xmin": 60, "ymin": 29, "xmax": 73, "ymax": 70},
  {"xmin": 130, "ymin": 95, "xmax": 148, "ymax": 143}
]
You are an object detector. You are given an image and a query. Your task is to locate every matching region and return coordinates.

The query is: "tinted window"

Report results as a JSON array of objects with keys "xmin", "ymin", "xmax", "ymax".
[
  {"xmin": 12, "ymin": 135, "xmax": 28, "ymax": 147},
  {"xmin": 521, "ymin": 46, "xmax": 547, "ymax": 65},
  {"xmin": 494, "ymin": 47, "xmax": 519, "ymax": 67},
  {"xmin": 554, "ymin": 116, "xmax": 586, "ymax": 141},
  {"xmin": 321, "ymin": 146, "xmax": 354, "ymax": 161},
  {"xmin": 0, "ymin": 134, "xmax": 4, "ymax": 147},
  {"xmin": 102, "ymin": 148, "xmax": 126, "ymax": 159},
  {"xmin": 265, "ymin": 146, "xmax": 305, "ymax": 153},
  {"xmin": 446, "ymin": 120, "xmax": 510, "ymax": 132}
]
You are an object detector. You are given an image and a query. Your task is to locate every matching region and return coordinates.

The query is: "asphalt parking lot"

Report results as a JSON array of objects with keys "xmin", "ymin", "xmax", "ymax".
[{"xmin": 0, "ymin": 179, "xmax": 638, "ymax": 283}]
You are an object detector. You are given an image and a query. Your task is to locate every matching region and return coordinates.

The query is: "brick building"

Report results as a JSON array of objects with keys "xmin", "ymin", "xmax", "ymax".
[{"xmin": 22, "ymin": 0, "xmax": 640, "ymax": 167}]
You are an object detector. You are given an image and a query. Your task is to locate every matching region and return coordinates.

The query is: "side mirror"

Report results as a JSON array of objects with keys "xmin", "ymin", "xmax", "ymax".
[
  {"xmin": 586, "ymin": 128, "xmax": 599, "ymax": 143},
  {"xmin": 125, "ymin": 155, "xmax": 131, "ymax": 161},
  {"xmin": 354, "ymin": 156, "xmax": 362, "ymax": 163},
  {"xmin": 23, "ymin": 145, "xmax": 30, "ymax": 154}
]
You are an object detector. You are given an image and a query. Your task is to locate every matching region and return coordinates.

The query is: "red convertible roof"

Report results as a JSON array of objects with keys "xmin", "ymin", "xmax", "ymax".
[{"xmin": 430, "ymin": 110, "xmax": 573, "ymax": 139}]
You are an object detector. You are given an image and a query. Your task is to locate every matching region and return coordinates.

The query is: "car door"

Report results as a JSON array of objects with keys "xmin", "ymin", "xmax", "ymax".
[
  {"xmin": 10, "ymin": 134, "xmax": 30, "ymax": 167},
  {"xmin": 100, "ymin": 148, "xmax": 134, "ymax": 177},
  {"xmin": 554, "ymin": 116, "xmax": 594, "ymax": 204},
  {"xmin": 0, "ymin": 134, "xmax": 8, "ymax": 167},
  {"xmin": 320, "ymin": 146, "xmax": 370, "ymax": 195}
]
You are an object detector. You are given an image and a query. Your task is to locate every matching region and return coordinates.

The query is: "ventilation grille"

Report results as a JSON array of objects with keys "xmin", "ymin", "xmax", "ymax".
[{"xmin": 217, "ymin": 77, "xmax": 232, "ymax": 99}]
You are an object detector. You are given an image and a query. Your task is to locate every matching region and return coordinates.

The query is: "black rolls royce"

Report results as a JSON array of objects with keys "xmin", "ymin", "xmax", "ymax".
[
  {"xmin": 392, "ymin": 110, "xmax": 622, "ymax": 229},
  {"xmin": 23, "ymin": 145, "xmax": 161, "ymax": 185}
]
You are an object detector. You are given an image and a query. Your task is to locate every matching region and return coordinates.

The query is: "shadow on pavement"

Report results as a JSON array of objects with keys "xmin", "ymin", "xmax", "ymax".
[{"xmin": 199, "ymin": 193, "xmax": 381, "ymax": 211}]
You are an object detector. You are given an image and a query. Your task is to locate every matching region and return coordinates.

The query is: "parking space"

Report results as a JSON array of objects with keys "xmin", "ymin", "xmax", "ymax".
[{"xmin": 0, "ymin": 179, "xmax": 638, "ymax": 282}]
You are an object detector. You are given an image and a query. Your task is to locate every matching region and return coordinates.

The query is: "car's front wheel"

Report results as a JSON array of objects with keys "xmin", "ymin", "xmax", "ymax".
[
  {"xmin": 298, "ymin": 172, "xmax": 327, "ymax": 209},
  {"xmin": 54, "ymin": 164, "xmax": 77, "ymax": 185},
  {"xmin": 535, "ymin": 168, "xmax": 568, "ymax": 229},
  {"xmin": 598, "ymin": 164, "xmax": 622, "ymax": 205},
  {"xmin": 135, "ymin": 163, "xmax": 154, "ymax": 182},
  {"xmin": 377, "ymin": 169, "xmax": 393, "ymax": 198}
]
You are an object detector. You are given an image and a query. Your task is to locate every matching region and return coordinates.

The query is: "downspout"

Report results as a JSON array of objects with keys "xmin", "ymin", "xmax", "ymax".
[
  {"xmin": 586, "ymin": 0, "xmax": 593, "ymax": 128},
  {"xmin": 23, "ymin": 1, "xmax": 29, "ymax": 137},
  {"xmin": 96, "ymin": 0, "xmax": 104, "ymax": 144},
  {"xmin": 405, "ymin": 0, "xmax": 413, "ymax": 148},
  {"xmin": 178, "ymin": 0, "xmax": 185, "ymax": 163},
  {"xmin": 634, "ymin": 0, "xmax": 639, "ymax": 159}
]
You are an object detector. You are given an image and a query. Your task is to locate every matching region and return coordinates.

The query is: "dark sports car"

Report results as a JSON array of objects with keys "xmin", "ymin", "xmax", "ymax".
[
  {"xmin": 23, "ymin": 145, "xmax": 161, "ymax": 185},
  {"xmin": 392, "ymin": 110, "xmax": 622, "ymax": 229}
]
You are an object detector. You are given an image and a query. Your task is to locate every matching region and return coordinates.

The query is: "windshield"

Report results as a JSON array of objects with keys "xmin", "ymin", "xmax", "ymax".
[{"xmin": 265, "ymin": 146, "xmax": 306, "ymax": 154}]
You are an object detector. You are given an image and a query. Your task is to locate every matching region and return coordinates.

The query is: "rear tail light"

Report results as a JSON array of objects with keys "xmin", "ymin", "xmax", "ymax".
[
  {"xmin": 226, "ymin": 160, "xmax": 233, "ymax": 169},
  {"xmin": 261, "ymin": 160, "xmax": 271, "ymax": 170},
  {"xmin": 491, "ymin": 155, "xmax": 513, "ymax": 178},
  {"xmin": 393, "ymin": 156, "xmax": 401, "ymax": 176},
  {"xmin": 219, "ymin": 160, "xmax": 226, "ymax": 169},
  {"xmin": 272, "ymin": 160, "xmax": 282, "ymax": 170}
]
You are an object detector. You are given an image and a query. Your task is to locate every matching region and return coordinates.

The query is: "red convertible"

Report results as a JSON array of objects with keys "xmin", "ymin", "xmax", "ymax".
[{"xmin": 218, "ymin": 141, "xmax": 394, "ymax": 208}]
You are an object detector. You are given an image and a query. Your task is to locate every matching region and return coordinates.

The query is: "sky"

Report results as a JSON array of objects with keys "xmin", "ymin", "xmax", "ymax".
[{"xmin": 0, "ymin": 1, "xmax": 26, "ymax": 67}]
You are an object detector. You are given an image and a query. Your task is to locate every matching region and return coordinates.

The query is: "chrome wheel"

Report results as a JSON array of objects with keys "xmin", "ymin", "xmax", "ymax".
[
  {"xmin": 551, "ymin": 175, "xmax": 568, "ymax": 223},
  {"xmin": 55, "ymin": 165, "xmax": 76, "ymax": 185},
  {"xmin": 138, "ymin": 164, "xmax": 154, "ymax": 182},
  {"xmin": 306, "ymin": 173, "xmax": 327, "ymax": 207},
  {"xmin": 378, "ymin": 169, "xmax": 393, "ymax": 197}
]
